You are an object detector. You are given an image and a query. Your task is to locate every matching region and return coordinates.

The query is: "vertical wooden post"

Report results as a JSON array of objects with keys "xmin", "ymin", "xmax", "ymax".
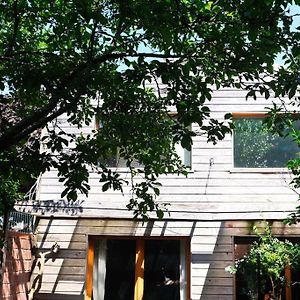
[
  {"xmin": 285, "ymin": 265, "xmax": 292, "ymax": 300},
  {"xmin": 85, "ymin": 239, "xmax": 94, "ymax": 300},
  {"xmin": 134, "ymin": 239, "xmax": 144, "ymax": 300},
  {"xmin": 186, "ymin": 239, "xmax": 191, "ymax": 300}
]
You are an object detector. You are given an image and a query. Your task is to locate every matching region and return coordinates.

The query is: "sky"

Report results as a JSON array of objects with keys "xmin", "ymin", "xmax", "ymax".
[{"xmin": 275, "ymin": 3, "xmax": 300, "ymax": 65}]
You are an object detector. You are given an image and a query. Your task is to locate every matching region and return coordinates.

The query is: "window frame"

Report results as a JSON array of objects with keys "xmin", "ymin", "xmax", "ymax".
[
  {"xmin": 94, "ymin": 115, "xmax": 140, "ymax": 173},
  {"xmin": 168, "ymin": 112, "xmax": 193, "ymax": 169},
  {"xmin": 95, "ymin": 115, "xmax": 193, "ymax": 170},
  {"xmin": 233, "ymin": 236, "xmax": 298, "ymax": 300},
  {"xmin": 231, "ymin": 112, "xmax": 296, "ymax": 173},
  {"xmin": 85, "ymin": 236, "xmax": 191, "ymax": 300}
]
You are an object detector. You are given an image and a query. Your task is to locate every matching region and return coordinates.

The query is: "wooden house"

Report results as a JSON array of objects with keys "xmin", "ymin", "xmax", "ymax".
[{"xmin": 17, "ymin": 86, "xmax": 300, "ymax": 300}]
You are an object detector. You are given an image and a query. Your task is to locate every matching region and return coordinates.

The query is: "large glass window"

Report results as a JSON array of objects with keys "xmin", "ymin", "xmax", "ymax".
[
  {"xmin": 93, "ymin": 240, "xmax": 136, "ymax": 300},
  {"xmin": 89, "ymin": 238, "xmax": 189, "ymax": 300},
  {"xmin": 144, "ymin": 240, "xmax": 181, "ymax": 300},
  {"xmin": 233, "ymin": 116, "xmax": 300, "ymax": 168},
  {"xmin": 234, "ymin": 238, "xmax": 300, "ymax": 300},
  {"xmin": 96, "ymin": 116, "xmax": 192, "ymax": 169}
]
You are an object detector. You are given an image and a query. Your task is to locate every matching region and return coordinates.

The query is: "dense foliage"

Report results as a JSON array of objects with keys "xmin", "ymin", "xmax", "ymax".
[
  {"xmin": 0, "ymin": 0, "xmax": 299, "ymax": 219},
  {"xmin": 227, "ymin": 225, "xmax": 300, "ymax": 300}
]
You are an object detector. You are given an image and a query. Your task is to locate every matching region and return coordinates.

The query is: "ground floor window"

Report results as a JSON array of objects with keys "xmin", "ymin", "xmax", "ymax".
[
  {"xmin": 234, "ymin": 238, "xmax": 300, "ymax": 300},
  {"xmin": 86, "ymin": 238, "xmax": 189, "ymax": 300}
]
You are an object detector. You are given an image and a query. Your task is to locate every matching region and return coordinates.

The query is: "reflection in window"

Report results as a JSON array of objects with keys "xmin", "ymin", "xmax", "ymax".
[
  {"xmin": 234, "ymin": 239, "xmax": 300, "ymax": 300},
  {"xmin": 233, "ymin": 117, "xmax": 300, "ymax": 168},
  {"xmin": 144, "ymin": 240, "xmax": 180, "ymax": 300}
]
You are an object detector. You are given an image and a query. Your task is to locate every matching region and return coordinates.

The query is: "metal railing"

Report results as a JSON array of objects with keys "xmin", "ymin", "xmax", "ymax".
[{"xmin": 8, "ymin": 210, "xmax": 35, "ymax": 233}]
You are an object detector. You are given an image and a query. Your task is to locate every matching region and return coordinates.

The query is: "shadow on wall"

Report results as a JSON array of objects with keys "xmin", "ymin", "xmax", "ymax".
[
  {"xmin": 32, "ymin": 217, "xmax": 85, "ymax": 300},
  {"xmin": 2, "ymin": 231, "xmax": 34, "ymax": 300},
  {"xmin": 16, "ymin": 199, "xmax": 84, "ymax": 216},
  {"xmin": 32, "ymin": 219, "xmax": 267, "ymax": 300},
  {"xmin": 195, "ymin": 220, "xmax": 285, "ymax": 300}
]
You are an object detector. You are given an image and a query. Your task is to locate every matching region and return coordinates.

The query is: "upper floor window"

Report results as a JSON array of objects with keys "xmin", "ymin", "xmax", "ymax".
[
  {"xmin": 233, "ymin": 113, "xmax": 300, "ymax": 168},
  {"xmin": 96, "ymin": 117, "xmax": 192, "ymax": 169}
]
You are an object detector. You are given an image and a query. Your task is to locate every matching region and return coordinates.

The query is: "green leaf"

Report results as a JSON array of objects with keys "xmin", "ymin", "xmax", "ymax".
[
  {"xmin": 67, "ymin": 190, "xmax": 78, "ymax": 201},
  {"xmin": 224, "ymin": 113, "xmax": 232, "ymax": 120},
  {"xmin": 156, "ymin": 209, "xmax": 164, "ymax": 219},
  {"xmin": 153, "ymin": 187, "xmax": 160, "ymax": 196},
  {"xmin": 102, "ymin": 182, "xmax": 110, "ymax": 192}
]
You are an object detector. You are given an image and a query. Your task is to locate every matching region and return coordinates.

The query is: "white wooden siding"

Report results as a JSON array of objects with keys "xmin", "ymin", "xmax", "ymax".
[
  {"xmin": 33, "ymin": 219, "xmax": 300, "ymax": 300},
  {"xmin": 25, "ymin": 87, "xmax": 300, "ymax": 300},
  {"xmin": 14, "ymin": 86, "xmax": 299, "ymax": 220}
]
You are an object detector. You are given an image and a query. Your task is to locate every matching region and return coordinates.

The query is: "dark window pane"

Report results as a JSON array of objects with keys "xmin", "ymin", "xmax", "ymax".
[
  {"xmin": 99, "ymin": 147, "xmax": 119, "ymax": 167},
  {"xmin": 292, "ymin": 269, "xmax": 300, "ymax": 300},
  {"xmin": 144, "ymin": 240, "xmax": 180, "ymax": 300},
  {"xmin": 104, "ymin": 239, "xmax": 136, "ymax": 300},
  {"xmin": 235, "ymin": 243, "xmax": 255, "ymax": 300},
  {"xmin": 235, "ymin": 241, "xmax": 285, "ymax": 300},
  {"xmin": 234, "ymin": 118, "xmax": 300, "ymax": 168},
  {"xmin": 100, "ymin": 147, "xmax": 141, "ymax": 168}
]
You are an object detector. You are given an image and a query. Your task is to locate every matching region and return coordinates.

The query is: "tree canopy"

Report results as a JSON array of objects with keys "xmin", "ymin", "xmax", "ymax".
[{"xmin": 0, "ymin": 0, "xmax": 300, "ymax": 219}]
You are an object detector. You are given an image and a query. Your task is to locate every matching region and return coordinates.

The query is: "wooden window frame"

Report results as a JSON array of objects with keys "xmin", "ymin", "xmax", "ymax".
[
  {"xmin": 232, "ymin": 112, "xmax": 266, "ymax": 171},
  {"xmin": 232, "ymin": 112, "xmax": 267, "ymax": 119},
  {"xmin": 231, "ymin": 112, "xmax": 300, "ymax": 170},
  {"xmin": 85, "ymin": 239, "xmax": 94, "ymax": 300},
  {"xmin": 233, "ymin": 237, "xmax": 294, "ymax": 300},
  {"xmin": 85, "ymin": 236, "xmax": 191, "ymax": 300},
  {"xmin": 234, "ymin": 266, "xmax": 292, "ymax": 300}
]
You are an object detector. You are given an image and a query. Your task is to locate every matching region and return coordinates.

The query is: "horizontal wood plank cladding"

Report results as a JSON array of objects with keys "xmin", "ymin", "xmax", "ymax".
[
  {"xmin": 35, "ymin": 294, "xmax": 83, "ymax": 300},
  {"xmin": 192, "ymin": 260, "xmax": 234, "ymax": 270},
  {"xmin": 30, "ymin": 197, "xmax": 298, "ymax": 214},
  {"xmin": 39, "ymin": 168, "xmax": 293, "ymax": 179},
  {"xmin": 38, "ymin": 176, "xmax": 293, "ymax": 187},
  {"xmin": 191, "ymin": 296, "xmax": 232, "ymax": 300},
  {"xmin": 36, "ymin": 273, "xmax": 84, "ymax": 282},
  {"xmin": 33, "ymin": 164, "xmax": 297, "ymax": 219},
  {"xmin": 37, "ymin": 281, "xmax": 84, "ymax": 293},
  {"xmin": 35, "ymin": 223, "xmax": 286, "ymax": 236},
  {"xmin": 34, "ymin": 265, "xmax": 85, "ymax": 275},
  {"xmin": 36, "ymin": 219, "xmax": 300, "ymax": 236},
  {"xmin": 37, "ymin": 185, "xmax": 294, "ymax": 195},
  {"xmin": 191, "ymin": 267, "xmax": 232, "ymax": 278},
  {"xmin": 38, "ymin": 175, "xmax": 294, "ymax": 189},
  {"xmin": 36, "ymin": 241, "xmax": 87, "ymax": 250},
  {"xmin": 191, "ymin": 285, "xmax": 233, "ymax": 295},
  {"xmin": 23, "ymin": 193, "xmax": 296, "ymax": 205},
  {"xmin": 34, "ymin": 218, "xmax": 300, "ymax": 300},
  {"xmin": 37, "ymin": 258, "xmax": 86, "ymax": 268},
  {"xmin": 23, "ymin": 208, "xmax": 297, "ymax": 221},
  {"xmin": 37, "ymin": 176, "xmax": 295, "ymax": 195},
  {"xmin": 192, "ymin": 277, "xmax": 232, "ymax": 286}
]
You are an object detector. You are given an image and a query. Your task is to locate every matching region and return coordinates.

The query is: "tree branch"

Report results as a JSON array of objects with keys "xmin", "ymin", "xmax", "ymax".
[
  {"xmin": 0, "ymin": 50, "xmax": 192, "ymax": 152},
  {"xmin": 0, "ymin": 96, "xmax": 61, "ymax": 152},
  {"xmin": 5, "ymin": 0, "xmax": 21, "ymax": 56},
  {"xmin": 6, "ymin": 100, "xmax": 76, "ymax": 149}
]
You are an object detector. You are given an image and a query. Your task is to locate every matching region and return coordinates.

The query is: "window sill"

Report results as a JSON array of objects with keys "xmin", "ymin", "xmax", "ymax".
[{"xmin": 230, "ymin": 167, "xmax": 291, "ymax": 174}]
